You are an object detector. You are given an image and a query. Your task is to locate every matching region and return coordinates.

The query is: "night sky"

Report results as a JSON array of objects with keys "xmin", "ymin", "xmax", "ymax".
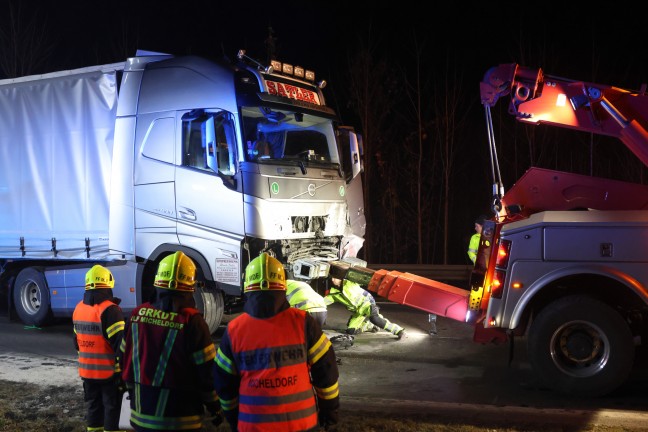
[
  {"xmin": 7, "ymin": 1, "xmax": 647, "ymax": 88},
  {"xmin": 2, "ymin": 0, "xmax": 647, "ymax": 263}
]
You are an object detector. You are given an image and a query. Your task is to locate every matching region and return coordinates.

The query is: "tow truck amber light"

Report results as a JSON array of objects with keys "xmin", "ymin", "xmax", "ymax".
[
  {"xmin": 491, "ymin": 270, "xmax": 505, "ymax": 298},
  {"xmin": 495, "ymin": 240, "xmax": 511, "ymax": 268}
]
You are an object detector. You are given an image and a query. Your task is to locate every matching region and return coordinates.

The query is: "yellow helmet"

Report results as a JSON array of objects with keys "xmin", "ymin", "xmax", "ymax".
[
  {"xmin": 244, "ymin": 253, "xmax": 286, "ymax": 292},
  {"xmin": 85, "ymin": 265, "xmax": 114, "ymax": 290},
  {"xmin": 154, "ymin": 251, "xmax": 196, "ymax": 292}
]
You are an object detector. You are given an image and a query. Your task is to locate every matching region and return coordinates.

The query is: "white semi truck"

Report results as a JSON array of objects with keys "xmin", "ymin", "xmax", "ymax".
[{"xmin": 0, "ymin": 49, "xmax": 365, "ymax": 334}]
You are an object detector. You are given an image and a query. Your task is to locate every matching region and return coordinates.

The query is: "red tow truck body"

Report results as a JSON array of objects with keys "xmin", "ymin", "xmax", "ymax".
[{"xmin": 339, "ymin": 64, "xmax": 648, "ymax": 397}]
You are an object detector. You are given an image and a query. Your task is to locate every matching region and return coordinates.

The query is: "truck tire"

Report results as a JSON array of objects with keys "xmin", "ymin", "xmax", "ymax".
[
  {"xmin": 194, "ymin": 286, "xmax": 224, "ymax": 335},
  {"xmin": 13, "ymin": 268, "xmax": 53, "ymax": 327},
  {"xmin": 527, "ymin": 295, "xmax": 634, "ymax": 396}
]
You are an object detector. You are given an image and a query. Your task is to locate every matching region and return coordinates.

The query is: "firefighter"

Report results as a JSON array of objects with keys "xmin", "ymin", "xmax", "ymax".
[
  {"xmin": 120, "ymin": 251, "xmax": 221, "ymax": 431},
  {"xmin": 325, "ymin": 277, "xmax": 406, "ymax": 340},
  {"xmin": 467, "ymin": 215, "xmax": 487, "ymax": 264},
  {"xmin": 286, "ymin": 279, "xmax": 328, "ymax": 327},
  {"xmin": 72, "ymin": 264, "xmax": 126, "ymax": 432},
  {"xmin": 214, "ymin": 253, "xmax": 340, "ymax": 431}
]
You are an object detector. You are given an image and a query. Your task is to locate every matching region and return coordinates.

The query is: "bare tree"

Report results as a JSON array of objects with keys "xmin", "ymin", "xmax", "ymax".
[
  {"xmin": 430, "ymin": 51, "xmax": 470, "ymax": 264},
  {"xmin": 345, "ymin": 25, "xmax": 395, "ymax": 263},
  {"xmin": 0, "ymin": 0, "xmax": 54, "ymax": 77},
  {"xmin": 394, "ymin": 34, "xmax": 434, "ymax": 264}
]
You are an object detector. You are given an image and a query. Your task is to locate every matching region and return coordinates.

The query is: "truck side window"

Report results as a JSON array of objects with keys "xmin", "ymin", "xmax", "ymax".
[
  {"xmin": 181, "ymin": 110, "xmax": 236, "ymax": 175},
  {"xmin": 213, "ymin": 113, "xmax": 236, "ymax": 175},
  {"xmin": 182, "ymin": 110, "xmax": 208, "ymax": 170},
  {"xmin": 141, "ymin": 117, "xmax": 175, "ymax": 164}
]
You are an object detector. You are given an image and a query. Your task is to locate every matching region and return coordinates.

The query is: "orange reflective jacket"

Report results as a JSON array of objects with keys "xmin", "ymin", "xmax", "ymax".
[
  {"xmin": 227, "ymin": 307, "xmax": 318, "ymax": 431},
  {"xmin": 73, "ymin": 300, "xmax": 118, "ymax": 380}
]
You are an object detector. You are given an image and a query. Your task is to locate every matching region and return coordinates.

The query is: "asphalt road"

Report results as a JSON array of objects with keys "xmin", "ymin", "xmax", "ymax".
[
  {"xmin": 318, "ymin": 302, "xmax": 648, "ymax": 430},
  {"xmin": 1, "ymin": 300, "xmax": 647, "ymax": 429}
]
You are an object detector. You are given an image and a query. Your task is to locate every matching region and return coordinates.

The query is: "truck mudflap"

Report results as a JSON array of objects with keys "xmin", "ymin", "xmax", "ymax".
[
  {"xmin": 364, "ymin": 269, "xmax": 470, "ymax": 322},
  {"xmin": 472, "ymin": 317, "xmax": 509, "ymax": 344}
]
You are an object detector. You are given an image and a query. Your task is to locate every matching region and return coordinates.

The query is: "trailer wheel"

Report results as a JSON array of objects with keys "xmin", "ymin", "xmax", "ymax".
[
  {"xmin": 194, "ymin": 286, "xmax": 224, "ymax": 335},
  {"xmin": 527, "ymin": 295, "xmax": 634, "ymax": 396},
  {"xmin": 13, "ymin": 268, "xmax": 53, "ymax": 327}
]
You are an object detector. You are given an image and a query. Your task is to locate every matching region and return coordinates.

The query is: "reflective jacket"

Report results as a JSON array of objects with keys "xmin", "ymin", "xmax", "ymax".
[
  {"xmin": 214, "ymin": 291, "xmax": 339, "ymax": 432},
  {"xmin": 286, "ymin": 280, "xmax": 327, "ymax": 313},
  {"xmin": 121, "ymin": 301, "xmax": 218, "ymax": 431},
  {"xmin": 73, "ymin": 298, "xmax": 123, "ymax": 380},
  {"xmin": 467, "ymin": 233, "xmax": 481, "ymax": 264},
  {"xmin": 324, "ymin": 280, "xmax": 373, "ymax": 316}
]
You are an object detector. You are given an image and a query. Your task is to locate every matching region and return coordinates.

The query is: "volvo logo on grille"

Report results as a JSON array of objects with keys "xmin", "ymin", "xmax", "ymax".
[{"xmin": 307, "ymin": 183, "xmax": 316, "ymax": 196}]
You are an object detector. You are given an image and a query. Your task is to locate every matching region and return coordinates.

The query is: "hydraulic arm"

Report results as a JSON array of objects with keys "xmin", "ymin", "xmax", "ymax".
[
  {"xmin": 328, "ymin": 261, "xmax": 469, "ymax": 322},
  {"xmin": 481, "ymin": 63, "xmax": 648, "ymax": 166}
]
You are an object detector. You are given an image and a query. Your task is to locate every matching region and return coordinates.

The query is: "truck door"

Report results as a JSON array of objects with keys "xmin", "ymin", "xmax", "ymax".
[
  {"xmin": 337, "ymin": 126, "xmax": 366, "ymax": 257},
  {"xmin": 175, "ymin": 109, "xmax": 244, "ymax": 287}
]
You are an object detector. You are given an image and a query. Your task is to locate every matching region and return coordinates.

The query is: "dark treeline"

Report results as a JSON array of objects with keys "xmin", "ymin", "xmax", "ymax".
[{"xmin": 2, "ymin": 0, "xmax": 646, "ymax": 265}]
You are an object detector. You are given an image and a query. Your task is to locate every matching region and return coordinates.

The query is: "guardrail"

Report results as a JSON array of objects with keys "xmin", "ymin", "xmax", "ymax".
[{"xmin": 367, "ymin": 264, "xmax": 472, "ymax": 288}]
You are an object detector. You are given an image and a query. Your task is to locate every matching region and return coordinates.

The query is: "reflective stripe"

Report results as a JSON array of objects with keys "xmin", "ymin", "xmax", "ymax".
[
  {"xmin": 130, "ymin": 407, "xmax": 202, "ymax": 430},
  {"xmin": 219, "ymin": 396, "xmax": 238, "ymax": 412},
  {"xmin": 308, "ymin": 333, "xmax": 331, "ymax": 365},
  {"xmin": 152, "ymin": 329, "xmax": 177, "ymax": 387},
  {"xmin": 315, "ymin": 381, "xmax": 340, "ymax": 400},
  {"xmin": 286, "ymin": 280, "xmax": 327, "ymax": 313},
  {"xmin": 216, "ymin": 347, "xmax": 235, "ymax": 375},
  {"xmin": 193, "ymin": 342, "xmax": 216, "ymax": 365},
  {"xmin": 106, "ymin": 320, "xmax": 125, "ymax": 338},
  {"xmin": 234, "ymin": 343, "xmax": 306, "ymax": 371}
]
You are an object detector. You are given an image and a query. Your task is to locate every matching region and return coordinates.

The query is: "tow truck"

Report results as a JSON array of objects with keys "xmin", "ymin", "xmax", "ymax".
[{"xmin": 329, "ymin": 64, "xmax": 648, "ymax": 397}]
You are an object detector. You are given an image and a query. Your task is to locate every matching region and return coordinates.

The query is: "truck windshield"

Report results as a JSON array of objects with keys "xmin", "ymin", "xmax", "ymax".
[{"xmin": 241, "ymin": 106, "xmax": 339, "ymax": 166}]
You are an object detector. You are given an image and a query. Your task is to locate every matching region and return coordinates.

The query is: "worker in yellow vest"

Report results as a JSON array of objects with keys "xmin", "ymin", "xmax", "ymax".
[
  {"xmin": 467, "ymin": 215, "xmax": 487, "ymax": 264},
  {"xmin": 286, "ymin": 279, "xmax": 328, "ymax": 328},
  {"xmin": 325, "ymin": 277, "xmax": 406, "ymax": 340}
]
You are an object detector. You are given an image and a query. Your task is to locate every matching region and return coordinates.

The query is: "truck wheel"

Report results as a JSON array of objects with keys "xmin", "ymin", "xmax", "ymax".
[
  {"xmin": 527, "ymin": 295, "xmax": 634, "ymax": 396},
  {"xmin": 13, "ymin": 268, "xmax": 53, "ymax": 327},
  {"xmin": 194, "ymin": 286, "xmax": 224, "ymax": 335}
]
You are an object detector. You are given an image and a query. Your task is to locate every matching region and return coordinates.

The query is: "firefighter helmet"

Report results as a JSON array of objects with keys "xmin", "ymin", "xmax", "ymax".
[
  {"xmin": 85, "ymin": 265, "xmax": 114, "ymax": 290},
  {"xmin": 244, "ymin": 253, "xmax": 286, "ymax": 292},
  {"xmin": 154, "ymin": 251, "xmax": 197, "ymax": 292}
]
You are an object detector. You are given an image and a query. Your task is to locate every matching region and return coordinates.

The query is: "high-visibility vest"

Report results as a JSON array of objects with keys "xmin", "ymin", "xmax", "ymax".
[
  {"xmin": 286, "ymin": 280, "xmax": 327, "ymax": 313},
  {"xmin": 226, "ymin": 307, "xmax": 318, "ymax": 432},
  {"xmin": 73, "ymin": 300, "xmax": 119, "ymax": 380},
  {"xmin": 468, "ymin": 233, "xmax": 481, "ymax": 263},
  {"xmin": 324, "ymin": 280, "xmax": 373, "ymax": 316}
]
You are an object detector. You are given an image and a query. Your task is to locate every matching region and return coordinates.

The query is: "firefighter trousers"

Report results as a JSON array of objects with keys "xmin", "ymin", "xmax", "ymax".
[{"xmin": 82, "ymin": 377, "xmax": 123, "ymax": 431}]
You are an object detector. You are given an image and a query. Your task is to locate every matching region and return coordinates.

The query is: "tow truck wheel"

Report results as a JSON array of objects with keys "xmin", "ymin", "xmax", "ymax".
[
  {"xmin": 13, "ymin": 268, "xmax": 53, "ymax": 327},
  {"xmin": 193, "ymin": 284, "xmax": 224, "ymax": 335},
  {"xmin": 527, "ymin": 295, "xmax": 634, "ymax": 396}
]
